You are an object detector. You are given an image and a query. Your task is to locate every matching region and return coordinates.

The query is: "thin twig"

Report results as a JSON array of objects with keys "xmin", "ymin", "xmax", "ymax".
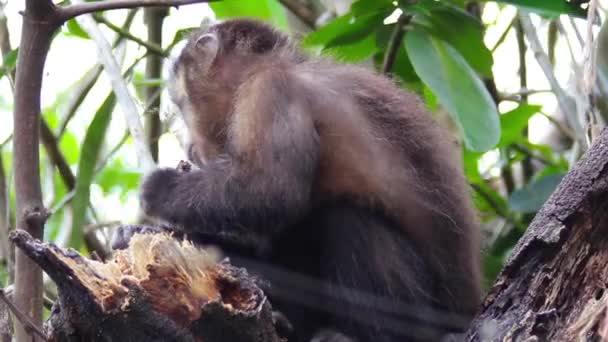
[
  {"xmin": 40, "ymin": 119, "xmax": 76, "ymax": 190},
  {"xmin": 0, "ymin": 288, "xmax": 46, "ymax": 340},
  {"xmin": 538, "ymin": 111, "xmax": 577, "ymax": 142},
  {"xmin": 491, "ymin": 16, "xmax": 516, "ymax": 53},
  {"xmin": 0, "ymin": 135, "xmax": 10, "ymax": 149},
  {"xmin": 382, "ymin": 14, "xmax": 411, "ymax": 75},
  {"xmin": 568, "ymin": 16, "xmax": 585, "ymax": 49},
  {"xmin": 511, "ymin": 144, "xmax": 554, "ymax": 166},
  {"xmin": 94, "ymin": 13, "xmax": 167, "ymax": 57},
  {"xmin": 500, "ymin": 88, "xmax": 552, "ymax": 102},
  {"xmin": 278, "ymin": 0, "xmax": 316, "ymax": 29},
  {"xmin": 57, "ymin": 0, "xmax": 215, "ymax": 22},
  {"xmin": 555, "ymin": 19, "xmax": 580, "ymax": 64},
  {"xmin": 519, "ymin": 12, "xmax": 584, "ymax": 144}
]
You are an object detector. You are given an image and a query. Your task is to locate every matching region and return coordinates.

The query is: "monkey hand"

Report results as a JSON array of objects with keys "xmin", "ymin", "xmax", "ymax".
[
  {"xmin": 111, "ymin": 224, "xmax": 171, "ymax": 250},
  {"xmin": 139, "ymin": 168, "xmax": 181, "ymax": 223},
  {"xmin": 176, "ymin": 160, "xmax": 193, "ymax": 173}
]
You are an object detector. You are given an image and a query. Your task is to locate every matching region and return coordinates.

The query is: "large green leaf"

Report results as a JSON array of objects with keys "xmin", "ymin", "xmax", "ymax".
[
  {"xmin": 70, "ymin": 94, "xmax": 116, "ymax": 248},
  {"xmin": 489, "ymin": 0, "xmax": 585, "ymax": 18},
  {"xmin": 405, "ymin": 29, "xmax": 500, "ymax": 151},
  {"xmin": 412, "ymin": 6, "xmax": 493, "ymax": 77},
  {"xmin": 497, "ymin": 104, "xmax": 541, "ymax": 147},
  {"xmin": 351, "ymin": 0, "xmax": 394, "ymax": 17},
  {"xmin": 508, "ymin": 173, "xmax": 565, "ymax": 213},
  {"xmin": 303, "ymin": 12, "xmax": 385, "ymax": 47},
  {"xmin": 210, "ymin": 0, "xmax": 289, "ymax": 31},
  {"xmin": 325, "ymin": 33, "xmax": 379, "ymax": 62},
  {"xmin": 303, "ymin": 11, "xmax": 384, "ymax": 62}
]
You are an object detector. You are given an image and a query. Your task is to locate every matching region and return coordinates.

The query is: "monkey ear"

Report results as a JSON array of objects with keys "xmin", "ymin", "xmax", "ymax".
[{"xmin": 194, "ymin": 33, "xmax": 219, "ymax": 57}]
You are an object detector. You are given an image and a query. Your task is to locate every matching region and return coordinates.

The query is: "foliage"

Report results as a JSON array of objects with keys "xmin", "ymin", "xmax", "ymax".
[{"xmin": 0, "ymin": 0, "xmax": 599, "ymax": 290}]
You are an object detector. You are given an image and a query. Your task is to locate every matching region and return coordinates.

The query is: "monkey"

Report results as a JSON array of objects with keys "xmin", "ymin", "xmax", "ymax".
[{"xmin": 114, "ymin": 18, "xmax": 482, "ymax": 342}]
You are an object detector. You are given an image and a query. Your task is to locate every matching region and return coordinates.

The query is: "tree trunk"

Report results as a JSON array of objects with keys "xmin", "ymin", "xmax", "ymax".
[{"xmin": 466, "ymin": 127, "xmax": 608, "ymax": 341}]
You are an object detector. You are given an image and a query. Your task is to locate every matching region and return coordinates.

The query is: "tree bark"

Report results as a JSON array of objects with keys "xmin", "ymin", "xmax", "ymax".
[
  {"xmin": 466, "ymin": 127, "xmax": 608, "ymax": 341},
  {"xmin": 12, "ymin": 2, "xmax": 59, "ymax": 339}
]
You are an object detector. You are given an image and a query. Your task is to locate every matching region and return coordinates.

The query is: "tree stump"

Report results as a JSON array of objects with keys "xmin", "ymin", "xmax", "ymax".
[{"xmin": 10, "ymin": 230, "xmax": 282, "ymax": 342}]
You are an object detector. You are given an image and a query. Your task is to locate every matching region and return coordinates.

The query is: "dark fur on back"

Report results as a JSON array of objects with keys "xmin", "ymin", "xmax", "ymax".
[{"xmin": 132, "ymin": 18, "xmax": 482, "ymax": 342}]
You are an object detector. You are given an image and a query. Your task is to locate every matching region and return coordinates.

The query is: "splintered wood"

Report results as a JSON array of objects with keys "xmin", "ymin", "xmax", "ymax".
[
  {"xmin": 93, "ymin": 233, "xmax": 221, "ymax": 325},
  {"xmin": 10, "ymin": 229, "xmax": 281, "ymax": 342}
]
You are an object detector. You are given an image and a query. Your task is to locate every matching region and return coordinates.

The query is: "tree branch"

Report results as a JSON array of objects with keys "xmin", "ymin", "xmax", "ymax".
[
  {"xmin": 12, "ymin": 1, "xmax": 59, "ymax": 339},
  {"xmin": 0, "ymin": 289, "xmax": 45, "ymax": 340},
  {"xmin": 144, "ymin": 6, "xmax": 169, "ymax": 162},
  {"xmin": 57, "ymin": 0, "xmax": 215, "ymax": 23},
  {"xmin": 40, "ymin": 120, "xmax": 76, "ymax": 190},
  {"xmin": 382, "ymin": 14, "xmax": 411, "ymax": 75},
  {"xmin": 278, "ymin": 0, "xmax": 316, "ymax": 29},
  {"xmin": 94, "ymin": 13, "xmax": 167, "ymax": 57}
]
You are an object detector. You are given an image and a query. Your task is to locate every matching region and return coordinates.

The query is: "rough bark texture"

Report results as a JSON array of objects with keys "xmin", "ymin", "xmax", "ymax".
[
  {"xmin": 10, "ymin": 230, "xmax": 282, "ymax": 342},
  {"xmin": 467, "ymin": 127, "xmax": 608, "ymax": 341}
]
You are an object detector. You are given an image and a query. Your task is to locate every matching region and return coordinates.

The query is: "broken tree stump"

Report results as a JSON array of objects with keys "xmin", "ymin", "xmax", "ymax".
[{"xmin": 10, "ymin": 230, "xmax": 282, "ymax": 342}]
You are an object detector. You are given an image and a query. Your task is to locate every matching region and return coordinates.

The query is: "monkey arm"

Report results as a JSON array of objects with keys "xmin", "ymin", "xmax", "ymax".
[{"xmin": 140, "ymin": 68, "xmax": 319, "ymax": 251}]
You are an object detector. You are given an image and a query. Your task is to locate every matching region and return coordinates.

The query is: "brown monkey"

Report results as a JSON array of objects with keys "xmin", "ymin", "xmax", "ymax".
[{"xmin": 124, "ymin": 19, "xmax": 481, "ymax": 342}]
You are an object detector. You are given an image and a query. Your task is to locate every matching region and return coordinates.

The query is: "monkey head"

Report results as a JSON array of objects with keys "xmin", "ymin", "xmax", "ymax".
[{"xmin": 167, "ymin": 19, "xmax": 296, "ymax": 165}]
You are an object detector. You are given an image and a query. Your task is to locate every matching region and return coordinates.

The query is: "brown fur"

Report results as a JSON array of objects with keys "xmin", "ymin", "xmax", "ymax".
[{"xmin": 141, "ymin": 19, "xmax": 481, "ymax": 341}]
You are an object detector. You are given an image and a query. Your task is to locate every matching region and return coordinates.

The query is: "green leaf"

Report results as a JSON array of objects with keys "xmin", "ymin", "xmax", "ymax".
[
  {"xmin": 65, "ymin": 19, "xmax": 90, "ymax": 39},
  {"xmin": 59, "ymin": 131, "xmax": 80, "ymax": 165},
  {"xmin": 0, "ymin": 48, "xmax": 18, "ymax": 79},
  {"xmin": 325, "ymin": 13, "xmax": 385, "ymax": 48},
  {"xmin": 508, "ymin": 173, "xmax": 565, "ymax": 213},
  {"xmin": 168, "ymin": 27, "xmax": 199, "ymax": 49},
  {"xmin": 483, "ymin": 253, "xmax": 505, "ymax": 288},
  {"xmin": 489, "ymin": 0, "xmax": 585, "ymax": 18},
  {"xmin": 210, "ymin": 0, "xmax": 289, "ymax": 32},
  {"xmin": 405, "ymin": 29, "xmax": 500, "ymax": 151},
  {"xmin": 472, "ymin": 181, "xmax": 509, "ymax": 217},
  {"xmin": 324, "ymin": 33, "xmax": 379, "ymax": 62},
  {"xmin": 70, "ymin": 93, "xmax": 116, "ymax": 249},
  {"xmin": 412, "ymin": 6, "xmax": 494, "ymax": 77},
  {"xmin": 497, "ymin": 104, "xmax": 541, "ymax": 147},
  {"xmin": 96, "ymin": 159, "xmax": 141, "ymax": 201},
  {"xmin": 462, "ymin": 149, "xmax": 483, "ymax": 182},
  {"xmin": 303, "ymin": 12, "xmax": 384, "ymax": 47},
  {"xmin": 351, "ymin": 0, "xmax": 394, "ymax": 18},
  {"xmin": 375, "ymin": 25, "xmax": 420, "ymax": 83}
]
